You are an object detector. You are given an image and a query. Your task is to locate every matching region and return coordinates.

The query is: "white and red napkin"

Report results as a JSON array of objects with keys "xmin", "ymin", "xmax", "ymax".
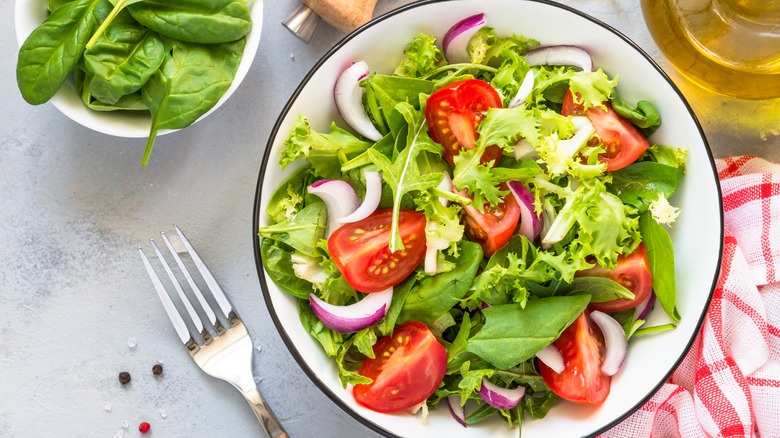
[{"xmin": 603, "ymin": 156, "xmax": 780, "ymax": 438}]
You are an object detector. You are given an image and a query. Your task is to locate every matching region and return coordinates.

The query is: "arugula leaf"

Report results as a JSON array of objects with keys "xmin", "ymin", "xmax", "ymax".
[
  {"xmin": 466, "ymin": 295, "xmax": 590, "ymax": 369},
  {"xmin": 367, "ymin": 102, "xmax": 442, "ymax": 251},
  {"xmin": 639, "ymin": 212, "xmax": 679, "ymax": 321},
  {"xmin": 279, "ymin": 115, "xmax": 373, "ymax": 178}
]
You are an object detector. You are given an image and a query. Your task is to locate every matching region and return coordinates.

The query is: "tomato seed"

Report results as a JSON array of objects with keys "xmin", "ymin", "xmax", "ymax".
[{"xmin": 354, "ymin": 229, "xmax": 365, "ymax": 235}]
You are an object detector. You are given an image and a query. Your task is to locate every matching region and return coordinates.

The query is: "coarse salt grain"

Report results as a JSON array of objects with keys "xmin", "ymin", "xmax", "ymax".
[{"xmin": 126, "ymin": 337, "xmax": 138, "ymax": 350}]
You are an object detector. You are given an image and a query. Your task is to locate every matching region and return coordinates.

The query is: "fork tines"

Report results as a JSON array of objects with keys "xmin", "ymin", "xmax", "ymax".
[{"xmin": 139, "ymin": 225, "xmax": 236, "ymax": 347}]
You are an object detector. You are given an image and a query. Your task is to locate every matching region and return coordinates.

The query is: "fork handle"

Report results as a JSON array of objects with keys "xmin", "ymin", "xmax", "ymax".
[{"xmin": 242, "ymin": 387, "xmax": 289, "ymax": 438}]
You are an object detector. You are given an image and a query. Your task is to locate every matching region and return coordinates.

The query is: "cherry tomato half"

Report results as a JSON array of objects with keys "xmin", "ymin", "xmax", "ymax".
[
  {"xmin": 461, "ymin": 183, "xmax": 521, "ymax": 258},
  {"xmin": 575, "ymin": 243, "xmax": 653, "ymax": 313},
  {"xmin": 353, "ymin": 322, "xmax": 447, "ymax": 413},
  {"xmin": 425, "ymin": 79, "xmax": 504, "ymax": 167},
  {"xmin": 538, "ymin": 310, "xmax": 611, "ymax": 404},
  {"xmin": 328, "ymin": 209, "xmax": 426, "ymax": 293},
  {"xmin": 562, "ymin": 89, "xmax": 649, "ymax": 171}
]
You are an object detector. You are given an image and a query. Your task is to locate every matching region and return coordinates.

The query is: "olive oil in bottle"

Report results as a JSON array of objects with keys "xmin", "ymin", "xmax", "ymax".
[{"xmin": 640, "ymin": 0, "xmax": 780, "ymax": 99}]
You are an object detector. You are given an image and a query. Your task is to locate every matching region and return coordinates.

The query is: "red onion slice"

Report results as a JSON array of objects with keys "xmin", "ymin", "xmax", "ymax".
[
  {"xmin": 447, "ymin": 396, "xmax": 467, "ymax": 427},
  {"xmin": 590, "ymin": 310, "xmax": 628, "ymax": 376},
  {"xmin": 340, "ymin": 171, "xmax": 382, "ymax": 223},
  {"xmin": 424, "ymin": 246, "xmax": 438, "ymax": 276},
  {"xmin": 535, "ymin": 344, "xmax": 565, "ymax": 374},
  {"xmin": 443, "ymin": 14, "xmax": 486, "ymax": 63},
  {"xmin": 523, "ymin": 45, "xmax": 593, "ymax": 72},
  {"xmin": 476, "ymin": 378, "xmax": 526, "ymax": 410},
  {"xmin": 508, "ymin": 70, "xmax": 535, "ymax": 108},
  {"xmin": 309, "ymin": 287, "xmax": 393, "ymax": 333},
  {"xmin": 308, "ymin": 179, "xmax": 360, "ymax": 237},
  {"xmin": 635, "ymin": 291, "xmax": 656, "ymax": 321},
  {"xmin": 334, "ymin": 61, "xmax": 383, "ymax": 141},
  {"xmin": 507, "ymin": 180, "xmax": 543, "ymax": 241}
]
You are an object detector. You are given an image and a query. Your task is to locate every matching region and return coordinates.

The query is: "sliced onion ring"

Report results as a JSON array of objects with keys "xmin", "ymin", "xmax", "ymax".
[
  {"xmin": 635, "ymin": 290, "xmax": 656, "ymax": 321},
  {"xmin": 308, "ymin": 179, "xmax": 360, "ymax": 237},
  {"xmin": 424, "ymin": 246, "xmax": 438, "ymax": 276},
  {"xmin": 508, "ymin": 70, "xmax": 535, "ymax": 108},
  {"xmin": 334, "ymin": 61, "xmax": 383, "ymax": 141},
  {"xmin": 340, "ymin": 171, "xmax": 382, "ymax": 223},
  {"xmin": 309, "ymin": 288, "xmax": 393, "ymax": 333},
  {"xmin": 443, "ymin": 14, "xmax": 486, "ymax": 63},
  {"xmin": 447, "ymin": 395, "xmax": 467, "ymax": 428},
  {"xmin": 590, "ymin": 310, "xmax": 628, "ymax": 376},
  {"xmin": 507, "ymin": 180, "xmax": 543, "ymax": 241},
  {"xmin": 535, "ymin": 344, "xmax": 565, "ymax": 374},
  {"xmin": 476, "ymin": 377, "xmax": 526, "ymax": 410},
  {"xmin": 523, "ymin": 45, "xmax": 593, "ymax": 72}
]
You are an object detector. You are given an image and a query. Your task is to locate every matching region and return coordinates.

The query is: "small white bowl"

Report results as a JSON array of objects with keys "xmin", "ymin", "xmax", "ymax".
[
  {"xmin": 14, "ymin": 0, "xmax": 263, "ymax": 138},
  {"xmin": 253, "ymin": 1, "xmax": 723, "ymax": 437}
]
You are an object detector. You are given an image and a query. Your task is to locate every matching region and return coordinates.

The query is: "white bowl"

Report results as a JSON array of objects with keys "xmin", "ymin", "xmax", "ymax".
[
  {"xmin": 253, "ymin": 1, "xmax": 723, "ymax": 436},
  {"xmin": 14, "ymin": 0, "xmax": 263, "ymax": 138}
]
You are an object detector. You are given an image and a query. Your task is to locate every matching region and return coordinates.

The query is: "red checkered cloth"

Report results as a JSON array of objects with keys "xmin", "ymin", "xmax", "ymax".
[{"xmin": 602, "ymin": 156, "xmax": 780, "ymax": 438}]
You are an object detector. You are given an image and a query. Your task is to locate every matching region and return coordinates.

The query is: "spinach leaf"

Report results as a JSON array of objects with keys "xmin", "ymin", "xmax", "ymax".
[
  {"xmin": 17, "ymin": 0, "xmax": 112, "ymax": 105},
  {"xmin": 363, "ymin": 74, "xmax": 435, "ymax": 136},
  {"xmin": 85, "ymin": 0, "xmax": 144, "ymax": 49},
  {"xmin": 258, "ymin": 202, "xmax": 326, "ymax": 257},
  {"xmin": 140, "ymin": 36, "xmax": 246, "ymax": 165},
  {"xmin": 639, "ymin": 211, "xmax": 679, "ymax": 321},
  {"xmin": 78, "ymin": 68, "xmax": 148, "ymax": 111},
  {"xmin": 398, "ymin": 241, "xmax": 482, "ymax": 326},
  {"xmin": 84, "ymin": 24, "xmax": 165, "ymax": 104},
  {"xmin": 128, "ymin": 0, "xmax": 252, "ymax": 44},
  {"xmin": 608, "ymin": 161, "xmax": 684, "ymax": 211},
  {"xmin": 376, "ymin": 273, "xmax": 417, "ymax": 336},
  {"xmin": 49, "ymin": 0, "xmax": 76, "ymax": 12},
  {"xmin": 466, "ymin": 294, "xmax": 590, "ymax": 369},
  {"xmin": 568, "ymin": 276, "xmax": 635, "ymax": 303},
  {"xmin": 610, "ymin": 93, "xmax": 662, "ymax": 136},
  {"xmin": 259, "ymin": 238, "xmax": 315, "ymax": 300}
]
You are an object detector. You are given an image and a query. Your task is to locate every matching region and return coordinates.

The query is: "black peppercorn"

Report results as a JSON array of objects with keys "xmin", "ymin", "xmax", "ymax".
[
  {"xmin": 152, "ymin": 364, "xmax": 163, "ymax": 375},
  {"xmin": 118, "ymin": 371, "xmax": 131, "ymax": 385}
]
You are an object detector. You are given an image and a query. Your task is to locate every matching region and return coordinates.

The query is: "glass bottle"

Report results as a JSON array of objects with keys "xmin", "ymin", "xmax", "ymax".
[{"xmin": 641, "ymin": 0, "xmax": 780, "ymax": 99}]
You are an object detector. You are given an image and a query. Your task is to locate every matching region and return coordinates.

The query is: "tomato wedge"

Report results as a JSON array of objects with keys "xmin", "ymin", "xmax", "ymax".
[
  {"xmin": 576, "ymin": 243, "xmax": 653, "ymax": 313},
  {"xmin": 461, "ymin": 183, "xmax": 521, "ymax": 257},
  {"xmin": 561, "ymin": 89, "xmax": 649, "ymax": 171},
  {"xmin": 425, "ymin": 79, "xmax": 504, "ymax": 167},
  {"xmin": 353, "ymin": 322, "xmax": 447, "ymax": 413},
  {"xmin": 538, "ymin": 310, "xmax": 611, "ymax": 404},
  {"xmin": 328, "ymin": 209, "xmax": 426, "ymax": 293}
]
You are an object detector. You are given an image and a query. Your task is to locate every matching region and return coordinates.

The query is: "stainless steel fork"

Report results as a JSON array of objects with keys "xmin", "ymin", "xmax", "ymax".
[{"xmin": 139, "ymin": 225, "xmax": 288, "ymax": 438}]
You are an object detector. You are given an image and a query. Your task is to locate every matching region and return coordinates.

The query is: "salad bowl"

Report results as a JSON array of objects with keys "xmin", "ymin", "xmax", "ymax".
[
  {"xmin": 14, "ymin": 0, "xmax": 263, "ymax": 139},
  {"xmin": 252, "ymin": 0, "xmax": 723, "ymax": 437}
]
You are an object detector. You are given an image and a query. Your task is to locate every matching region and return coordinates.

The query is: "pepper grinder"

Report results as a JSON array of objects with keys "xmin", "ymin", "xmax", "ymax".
[{"xmin": 283, "ymin": 0, "xmax": 379, "ymax": 43}]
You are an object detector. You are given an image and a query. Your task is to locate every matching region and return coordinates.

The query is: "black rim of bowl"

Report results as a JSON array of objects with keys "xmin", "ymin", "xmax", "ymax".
[{"xmin": 252, "ymin": 1, "xmax": 724, "ymax": 436}]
